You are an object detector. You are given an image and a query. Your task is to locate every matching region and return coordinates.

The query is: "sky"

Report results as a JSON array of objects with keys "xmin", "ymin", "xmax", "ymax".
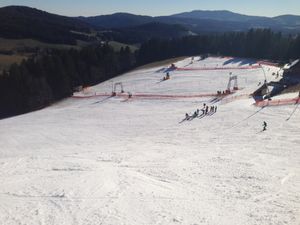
[{"xmin": 0, "ymin": 0, "xmax": 299, "ymax": 17}]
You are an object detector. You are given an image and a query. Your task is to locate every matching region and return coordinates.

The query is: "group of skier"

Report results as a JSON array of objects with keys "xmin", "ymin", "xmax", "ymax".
[
  {"xmin": 217, "ymin": 90, "xmax": 231, "ymax": 95},
  {"xmin": 185, "ymin": 103, "xmax": 218, "ymax": 120},
  {"xmin": 202, "ymin": 103, "xmax": 217, "ymax": 115}
]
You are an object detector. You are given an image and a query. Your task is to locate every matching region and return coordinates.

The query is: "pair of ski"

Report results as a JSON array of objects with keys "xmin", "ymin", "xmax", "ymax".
[
  {"xmin": 156, "ymin": 79, "xmax": 168, "ymax": 84},
  {"xmin": 256, "ymin": 129, "xmax": 267, "ymax": 134}
]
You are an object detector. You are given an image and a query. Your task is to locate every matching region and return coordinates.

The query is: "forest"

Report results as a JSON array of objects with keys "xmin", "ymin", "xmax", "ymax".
[
  {"xmin": 0, "ymin": 45, "xmax": 135, "ymax": 118},
  {"xmin": 138, "ymin": 29, "xmax": 300, "ymax": 65}
]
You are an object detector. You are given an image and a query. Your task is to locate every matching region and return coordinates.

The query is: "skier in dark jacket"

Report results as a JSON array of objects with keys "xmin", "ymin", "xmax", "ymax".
[
  {"xmin": 263, "ymin": 121, "xmax": 267, "ymax": 131},
  {"xmin": 205, "ymin": 106, "xmax": 209, "ymax": 114},
  {"xmin": 193, "ymin": 111, "xmax": 198, "ymax": 118},
  {"xmin": 185, "ymin": 113, "xmax": 189, "ymax": 119}
]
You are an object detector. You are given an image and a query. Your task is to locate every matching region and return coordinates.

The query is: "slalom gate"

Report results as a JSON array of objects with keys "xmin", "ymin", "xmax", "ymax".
[{"xmin": 255, "ymin": 97, "xmax": 300, "ymax": 107}]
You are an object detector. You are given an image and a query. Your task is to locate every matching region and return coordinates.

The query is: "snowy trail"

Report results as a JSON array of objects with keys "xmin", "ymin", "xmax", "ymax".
[{"xmin": 0, "ymin": 57, "xmax": 299, "ymax": 225}]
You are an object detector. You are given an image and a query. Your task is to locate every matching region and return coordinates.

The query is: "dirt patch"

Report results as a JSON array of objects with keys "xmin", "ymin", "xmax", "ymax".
[{"xmin": 0, "ymin": 54, "xmax": 27, "ymax": 73}]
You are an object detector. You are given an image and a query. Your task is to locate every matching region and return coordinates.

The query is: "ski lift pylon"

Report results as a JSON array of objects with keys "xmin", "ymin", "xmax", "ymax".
[{"xmin": 227, "ymin": 73, "xmax": 238, "ymax": 92}]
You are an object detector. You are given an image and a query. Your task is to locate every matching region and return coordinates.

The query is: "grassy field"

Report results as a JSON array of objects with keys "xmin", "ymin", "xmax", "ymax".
[
  {"xmin": 0, "ymin": 38, "xmax": 85, "ymax": 74},
  {"xmin": 0, "ymin": 54, "xmax": 27, "ymax": 73},
  {"xmin": 0, "ymin": 38, "xmax": 79, "ymax": 52}
]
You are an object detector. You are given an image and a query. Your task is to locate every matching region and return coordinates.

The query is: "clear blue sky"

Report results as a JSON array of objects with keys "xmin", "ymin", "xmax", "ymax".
[{"xmin": 0, "ymin": 0, "xmax": 299, "ymax": 17}]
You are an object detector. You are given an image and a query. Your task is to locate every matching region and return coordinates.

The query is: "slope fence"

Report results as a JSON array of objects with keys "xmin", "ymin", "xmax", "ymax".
[
  {"xmin": 255, "ymin": 97, "xmax": 300, "ymax": 107},
  {"xmin": 175, "ymin": 65, "xmax": 261, "ymax": 71},
  {"xmin": 72, "ymin": 92, "xmax": 230, "ymax": 100}
]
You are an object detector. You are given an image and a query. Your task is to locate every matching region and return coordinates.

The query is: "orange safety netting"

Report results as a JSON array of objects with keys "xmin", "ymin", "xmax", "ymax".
[
  {"xmin": 72, "ymin": 92, "xmax": 227, "ymax": 99},
  {"xmin": 175, "ymin": 65, "xmax": 261, "ymax": 71},
  {"xmin": 255, "ymin": 97, "xmax": 300, "ymax": 107}
]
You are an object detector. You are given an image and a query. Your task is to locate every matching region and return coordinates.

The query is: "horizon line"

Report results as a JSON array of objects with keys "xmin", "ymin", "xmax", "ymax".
[{"xmin": 1, "ymin": 5, "xmax": 300, "ymax": 18}]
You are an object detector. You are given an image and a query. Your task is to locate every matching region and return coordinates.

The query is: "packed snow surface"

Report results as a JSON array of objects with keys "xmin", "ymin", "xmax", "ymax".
[{"xmin": 0, "ymin": 57, "xmax": 299, "ymax": 225}]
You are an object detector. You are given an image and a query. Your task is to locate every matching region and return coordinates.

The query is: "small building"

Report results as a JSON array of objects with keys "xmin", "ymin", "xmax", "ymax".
[
  {"xmin": 252, "ymin": 83, "xmax": 269, "ymax": 102},
  {"xmin": 253, "ymin": 59, "xmax": 300, "ymax": 102}
]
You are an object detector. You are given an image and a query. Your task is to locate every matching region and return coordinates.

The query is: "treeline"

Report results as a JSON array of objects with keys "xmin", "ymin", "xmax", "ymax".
[
  {"xmin": 0, "ymin": 45, "xmax": 135, "ymax": 118},
  {"xmin": 103, "ymin": 23, "xmax": 189, "ymax": 44},
  {"xmin": 138, "ymin": 29, "xmax": 300, "ymax": 64}
]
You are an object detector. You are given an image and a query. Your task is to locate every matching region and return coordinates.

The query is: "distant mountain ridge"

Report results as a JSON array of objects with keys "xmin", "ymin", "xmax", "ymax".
[
  {"xmin": 0, "ymin": 6, "xmax": 193, "ymax": 44},
  {"xmin": 0, "ymin": 6, "xmax": 300, "ymax": 46},
  {"xmin": 171, "ymin": 10, "xmax": 267, "ymax": 22},
  {"xmin": 79, "ymin": 13, "xmax": 153, "ymax": 29},
  {"xmin": 273, "ymin": 15, "xmax": 300, "ymax": 26},
  {"xmin": 171, "ymin": 10, "xmax": 300, "ymax": 23},
  {"xmin": 81, "ymin": 9, "xmax": 300, "ymax": 34}
]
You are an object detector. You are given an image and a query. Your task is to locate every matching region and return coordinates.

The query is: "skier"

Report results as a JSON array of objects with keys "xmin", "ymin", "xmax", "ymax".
[
  {"xmin": 166, "ymin": 72, "xmax": 170, "ymax": 80},
  {"xmin": 185, "ymin": 113, "xmax": 189, "ymax": 119},
  {"xmin": 262, "ymin": 121, "xmax": 267, "ymax": 131},
  {"xmin": 214, "ymin": 106, "xmax": 217, "ymax": 112},
  {"xmin": 193, "ymin": 111, "xmax": 198, "ymax": 118},
  {"xmin": 200, "ymin": 103, "xmax": 205, "ymax": 114},
  {"xmin": 205, "ymin": 106, "xmax": 209, "ymax": 115}
]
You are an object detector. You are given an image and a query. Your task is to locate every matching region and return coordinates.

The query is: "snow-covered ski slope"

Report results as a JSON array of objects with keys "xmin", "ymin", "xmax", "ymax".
[{"xmin": 0, "ymin": 57, "xmax": 299, "ymax": 225}]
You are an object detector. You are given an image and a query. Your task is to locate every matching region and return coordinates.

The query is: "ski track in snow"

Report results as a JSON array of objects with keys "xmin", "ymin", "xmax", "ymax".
[{"xmin": 0, "ymin": 56, "xmax": 299, "ymax": 225}]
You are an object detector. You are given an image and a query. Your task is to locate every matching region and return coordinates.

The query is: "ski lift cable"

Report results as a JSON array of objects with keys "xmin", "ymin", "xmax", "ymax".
[
  {"xmin": 286, "ymin": 98, "xmax": 300, "ymax": 121},
  {"xmin": 260, "ymin": 64, "xmax": 271, "ymax": 95},
  {"xmin": 225, "ymin": 106, "xmax": 266, "ymax": 130}
]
